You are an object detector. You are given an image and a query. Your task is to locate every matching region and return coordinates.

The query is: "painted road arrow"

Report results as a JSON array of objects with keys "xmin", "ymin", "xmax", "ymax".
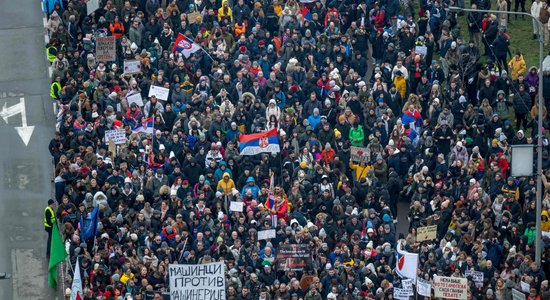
[{"xmin": 0, "ymin": 97, "xmax": 34, "ymax": 146}]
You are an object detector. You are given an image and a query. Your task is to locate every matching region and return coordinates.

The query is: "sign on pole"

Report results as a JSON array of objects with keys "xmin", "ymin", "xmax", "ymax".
[
  {"xmin": 168, "ymin": 262, "xmax": 226, "ymax": 300},
  {"xmin": 148, "ymin": 85, "xmax": 170, "ymax": 101},
  {"xmin": 416, "ymin": 225, "xmax": 437, "ymax": 242},
  {"xmin": 96, "ymin": 36, "xmax": 116, "ymax": 62},
  {"xmin": 86, "ymin": 0, "xmax": 99, "ymax": 15},
  {"xmin": 433, "ymin": 276, "xmax": 468, "ymax": 300},
  {"xmin": 350, "ymin": 146, "xmax": 369, "ymax": 163}
]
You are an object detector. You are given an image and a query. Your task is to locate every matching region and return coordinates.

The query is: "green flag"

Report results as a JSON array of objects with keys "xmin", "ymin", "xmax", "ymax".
[{"xmin": 48, "ymin": 223, "xmax": 67, "ymax": 289}]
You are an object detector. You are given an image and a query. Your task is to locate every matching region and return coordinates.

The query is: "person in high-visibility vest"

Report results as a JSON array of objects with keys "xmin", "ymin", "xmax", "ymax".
[
  {"xmin": 44, "ymin": 199, "xmax": 56, "ymax": 256},
  {"xmin": 50, "ymin": 75, "xmax": 61, "ymax": 101}
]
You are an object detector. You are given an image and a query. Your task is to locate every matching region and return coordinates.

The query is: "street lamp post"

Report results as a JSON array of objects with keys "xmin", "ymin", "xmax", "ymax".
[{"xmin": 446, "ymin": 6, "xmax": 545, "ymax": 266}]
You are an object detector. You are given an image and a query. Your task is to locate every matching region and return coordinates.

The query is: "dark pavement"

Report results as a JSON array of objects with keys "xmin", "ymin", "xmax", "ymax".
[{"xmin": 0, "ymin": 1, "xmax": 57, "ymax": 299}]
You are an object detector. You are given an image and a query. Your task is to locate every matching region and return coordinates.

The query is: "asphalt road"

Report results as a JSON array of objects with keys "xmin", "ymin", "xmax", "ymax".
[{"xmin": 0, "ymin": 1, "xmax": 57, "ymax": 299}]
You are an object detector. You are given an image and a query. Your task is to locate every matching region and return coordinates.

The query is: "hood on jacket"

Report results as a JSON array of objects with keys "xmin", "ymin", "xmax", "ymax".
[{"xmin": 223, "ymin": 172, "xmax": 230, "ymax": 179}]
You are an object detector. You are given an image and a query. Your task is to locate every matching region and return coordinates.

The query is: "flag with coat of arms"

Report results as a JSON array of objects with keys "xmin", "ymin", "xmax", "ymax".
[
  {"xmin": 395, "ymin": 240, "xmax": 418, "ymax": 281},
  {"xmin": 173, "ymin": 33, "xmax": 201, "ymax": 58}
]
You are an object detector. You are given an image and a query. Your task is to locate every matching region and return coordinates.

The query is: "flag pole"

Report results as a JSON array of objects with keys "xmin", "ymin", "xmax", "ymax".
[{"xmin": 199, "ymin": 48, "xmax": 215, "ymax": 63}]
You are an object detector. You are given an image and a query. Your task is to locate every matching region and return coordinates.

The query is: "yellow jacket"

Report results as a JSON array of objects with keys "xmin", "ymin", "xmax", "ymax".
[
  {"xmin": 218, "ymin": 0, "xmax": 233, "ymax": 22},
  {"xmin": 508, "ymin": 55, "xmax": 526, "ymax": 80},
  {"xmin": 542, "ymin": 211, "xmax": 550, "ymax": 232},
  {"xmin": 217, "ymin": 172, "xmax": 236, "ymax": 195},
  {"xmin": 349, "ymin": 162, "xmax": 372, "ymax": 182},
  {"xmin": 394, "ymin": 75, "xmax": 407, "ymax": 99}
]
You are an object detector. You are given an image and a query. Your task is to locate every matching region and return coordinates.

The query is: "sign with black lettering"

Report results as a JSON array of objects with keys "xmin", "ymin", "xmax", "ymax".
[
  {"xmin": 96, "ymin": 36, "xmax": 116, "ymax": 62},
  {"xmin": 276, "ymin": 244, "xmax": 312, "ymax": 271},
  {"xmin": 433, "ymin": 275, "xmax": 467, "ymax": 300},
  {"xmin": 168, "ymin": 262, "xmax": 226, "ymax": 300}
]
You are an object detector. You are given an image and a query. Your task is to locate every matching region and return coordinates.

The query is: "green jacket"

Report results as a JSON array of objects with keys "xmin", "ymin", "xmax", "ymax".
[
  {"xmin": 349, "ymin": 125, "xmax": 364, "ymax": 147},
  {"xmin": 525, "ymin": 227, "xmax": 537, "ymax": 245}
]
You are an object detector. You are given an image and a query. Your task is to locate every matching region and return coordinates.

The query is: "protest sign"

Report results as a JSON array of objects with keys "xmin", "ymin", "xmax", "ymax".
[
  {"xmin": 257, "ymin": 229, "xmax": 276, "ymax": 240},
  {"xmin": 168, "ymin": 262, "xmax": 226, "ymax": 300},
  {"xmin": 144, "ymin": 291, "xmax": 170, "ymax": 300},
  {"xmin": 416, "ymin": 225, "xmax": 437, "ymax": 241},
  {"xmin": 464, "ymin": 270, "xmax": 484, "ymax": 287},
  {"xmin": 229, "ymin": 201, "xmax": 243, "ymax": 212},
  {"xmin": 86, "ymin": 0, "xmax": 99, "ymax": 15},
  {"xmin": 104, "ymin": 129, "xmax": 127, "ymax": 145},
  {"xmin": 520, "ymin": 281, "xmax": 530, "ymax": 292},
  {"xmin": 124, "ymin": 60, "xmax": 141, "ymax": 74},
  {"xmin": 393, "ymin": 288, "xmax": 410, "ymax": 300},
  {"xmin": 433, "ymin": 276, "xmax": 467, "ymax": 300},
  {"xmin": 95, "ymin": 36, "xmax": 116, "ymax": 62},
  {"xmin": 415, "ymin": 45, "xmax": 427, "ymax": 56},
  {"xmin": 512, "ymin": 288, "xmax": 526, "ymax": 300},
  {"xmin": 417, "ymin": 278, "xmax": 431, "ymax": 297},
  {"xmin": 402, "ymin": 278, "xmax": 414, "ymax": 295},
  {"xmin": 148, "ymin": 85, "xmax": 170, "ymax": 101},
  {"xmin": 276, "ymin": 244, "xmax": 311, "ymax": 271},
  {"xmin": 350, "ymin": 146, "xmax": 369, "ymax": 163},
  {"xmin": 187, "ymin": 12, "xmax": 201, "ymax": 24},
  {"xmin": 127, "ymin": 93, "xmax": 144, "ymax": 107}
]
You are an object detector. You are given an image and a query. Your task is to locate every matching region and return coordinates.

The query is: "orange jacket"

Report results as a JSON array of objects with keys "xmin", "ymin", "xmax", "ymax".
[
  {"xmin": 110, "ymin": 22, "xmax": 124, "ymax": 39},
  {"xmin": 235, "ymin": 23, "xmax": 246, "ymax": 37}
]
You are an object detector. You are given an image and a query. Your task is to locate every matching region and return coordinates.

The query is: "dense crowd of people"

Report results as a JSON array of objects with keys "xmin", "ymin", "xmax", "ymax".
[{"xmin": 41, "ymin": 0, "xmax": 550, "ymax": 299}]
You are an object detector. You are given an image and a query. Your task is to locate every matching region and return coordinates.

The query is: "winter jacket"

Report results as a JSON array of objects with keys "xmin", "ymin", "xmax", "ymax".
[
  {"xmin": 508, "ymin": 55, "xmax": 527, "ymax": 80},
  {"xmin": 349, "ymin": 125, "xmax": 365, "ymax": 146},
  {"xmin": 513, "ymin": 91, "xmax": 532, "ymax": 114}
]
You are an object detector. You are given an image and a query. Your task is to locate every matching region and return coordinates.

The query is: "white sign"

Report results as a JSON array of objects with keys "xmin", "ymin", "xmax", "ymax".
[
  {"xmin": 229, "ymin": 201, "xmax": 244, "ymax": 212},
  {"xmin": 417, "ymin": 278, "xmax": 431, "ymax": 297},
  {"xmin": 350, "ymin": 146, "xmax": 369, "ymax": 163},
  {"xmin": 402, "ymin": 279, "xmax": 414, "ymax": 295},
  {"xmin": 433, "ymin": 276, "xmax": 467, "ymax": 300},
  {"xmin": 86, "ymin": 0, "xmax": 99, "ymax": 15},
  {"xmin": 520, "ymin": 281, "xmax": 530, "ymax": 293},
  {"xmin": 96, "ymin": 36, "xmax": 116, "ymax": 62},
  {"xmin": 393, "ymin": 288, "xmax": 410, "ymax": 300},
  {"xmin": 169, "ymin": 262, "xmax": 226, "ymax": 300},
  {"xmin": 104, "ymin": 129, "xmax": 127, "ymax": 145},
  {"xmin": 415, "ymin": 45, "xmax": 427, "ymax": 56},
  {"xmin": 0, "ymin": 97, "xmax": 34, "ymax": 146},
  {"xmin": 148, "ymin": 85, "xmax": 170, "ymax": 101},
  {"xmin": 258, "ymin": 229, "xmax": 276, "ymax": 240},
  {"xmin": 464, "ymin": 270, "xmax": 484, "ymax": 287},
  {"xmin": 512, "ymin": 288, "xmax": 527, "ymax": 300},
  {"xmin": 124, "ymin": 60, "xmax": 141, "ymax": 74},
  {"xmin": 127, "ymin": 93, "xmax": 144, "ymax": 107}
]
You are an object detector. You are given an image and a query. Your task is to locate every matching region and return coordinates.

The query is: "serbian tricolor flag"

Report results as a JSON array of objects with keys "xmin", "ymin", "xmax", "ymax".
[
  {"xmin": 70, "ymin": 258, "xmax": 83, "ymax": 300},
  {"xmin": 239, "ymin": 128, "xmax": 280, "ymax": 155},
  {"xmin": 395, "ymin": 242, "xmax": 418, "ymax": 281},
  {"xmin": 173, "ymin": 33, "xmax": 201, "ymax": 58},
  {"xmin": 301, "ymin": 6, "xmax": 312, "ymax": 20},
  {"xmin": 132, "ymin": 117, "xmax": 154, "ymax": 134}
]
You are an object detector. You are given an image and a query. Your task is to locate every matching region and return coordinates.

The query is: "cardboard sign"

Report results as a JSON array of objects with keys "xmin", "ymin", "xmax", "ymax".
[
  {"xmin": 276, "ymin": 244, "xmax": 312, "ymax": 271},
  {"xmin": 229, "ymin": 201, "xmax": 244, "ymax": 212},
  {"xmin": 96, "ymin": 36, "xmax": 116, "ymax": 62},
  {"xmin": 433, "ymin": 276, "xmax": 467, "ymax": 300},
  {"xmin": 148, "ymin": 85, "xmax": 170, "ymax": 101},
  {"xmin": 124, "ymin": 60, "xmax": 141, "ymax": 74},
  {"xmin": 187, "ymin": 12, "xmax": 201, "ymax": 24},
  {"xmin": 350, "ymin": 146, "xmax": 369, "ymax": 163},
  {"xmin": 512, "ymin": 288, "xmax": 527, "ymax": 300},
  {"xmin": 258, "ymin": 229, "xmax": 276, "ymax": 240},
  {"xmin": 416, "ymin": 225, "xmax": 437, "ymax": 241},
  {"xmin": 168, "ymin": 263, "xmax": 226, "ymax": 300},
  {"xmin": 104, "ymin": 129, "xmax": 127, "ymax": 145},
  {"xmin": 464, "ymin": 270, "xmax": 484, "ymax": 287},
  {"xmin": 127, "ymin": 93, "xmax": 144, "ymax": 107}
]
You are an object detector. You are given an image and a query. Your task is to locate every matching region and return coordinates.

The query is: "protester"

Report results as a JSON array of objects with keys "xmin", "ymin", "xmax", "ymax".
[{"xmin": 44, "ymin": 0, "xmax": 550, "ymax": 299}]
